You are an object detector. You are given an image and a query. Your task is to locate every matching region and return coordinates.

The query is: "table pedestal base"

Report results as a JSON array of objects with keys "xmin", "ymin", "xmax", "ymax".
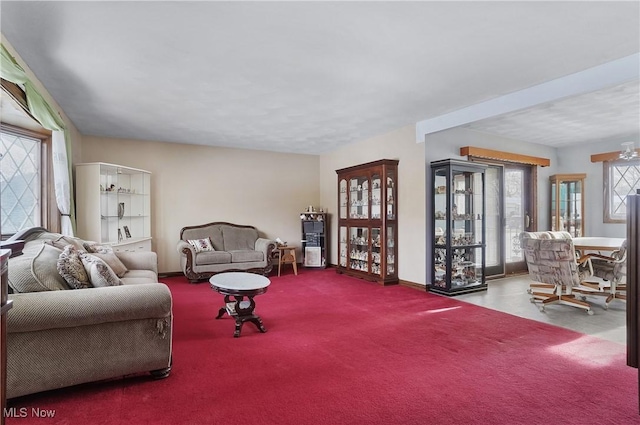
[{"xmin": 216, "ymin": 295, "xmax": 267, "ymax": 337}]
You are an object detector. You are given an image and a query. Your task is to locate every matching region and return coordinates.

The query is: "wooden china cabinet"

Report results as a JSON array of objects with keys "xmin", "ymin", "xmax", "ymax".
[
  {"xmin": 549, "ymin": 173, "xmax": 586, "ymax": 237},
  {"xmin": 336, "ymin": 159, "xmax": 398, "ymax": 285}
]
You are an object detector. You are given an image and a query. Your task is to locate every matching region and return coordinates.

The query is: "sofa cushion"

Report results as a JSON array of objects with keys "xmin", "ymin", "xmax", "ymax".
[
  {"xmin": 188, "ymin": 238, "xmax": 215, "ymax": 253},
  {"xmin": 80, "ymin": 253, "xmax": 123, "ymax": 287},
  {"xmin": 195, "ymin": 251, "xmax": 232, "ymax": 265},
  {"xmin": 120, "ymin": 269, "xmax": 158, "ymax": 285},
  {"xmin": 57, "ymin": 245, "xmax": 92, "ymax": 289},
  {"xmin": 229, "ymin": 250, "xmax": 264, "ymax": 263},
  {"xmin": 222, "ymin": 226, "xmax": 258, "ymax": 251}
]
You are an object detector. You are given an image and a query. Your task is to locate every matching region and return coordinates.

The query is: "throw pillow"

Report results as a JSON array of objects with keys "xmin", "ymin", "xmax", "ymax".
[
  {"xmin": 7, "ymin": 244, "xmax": 70, "ymax": 293},
  {"xmin": 49, "ymin": 235, "xmax": 86, "ymax": 251},
  {"xmin": 32, "ymin": 244, "xmax": 70, "ymax": 291},
  {"xmin": 188, "ymin": 238, "xmax": 215, "ymax": 253},
  {"xmin": 82, "ymin": 242, "xmax": 111, "ymax": 254},
  {"xmin": 80, "ymin": 253, "xmax": 123, "ymax": 287},
  {"xmin": 83, "ymin": 242, "xmax": 128, "ymax": 277},
  {"xmin": 57, "ymin": 245, "xmax": 92, "ymax": 289},
  {"xmin": 92, "ymin": 252, "xmax": 128, "ymax": 278},
  {"xmin": 7, "ymin": 254, "xmax": 45, "ymax": 293}
]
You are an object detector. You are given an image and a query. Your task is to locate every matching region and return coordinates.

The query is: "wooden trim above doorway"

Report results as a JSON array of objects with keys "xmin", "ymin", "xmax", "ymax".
[
  {"xmin": 460, "ymin": 146, "xmax": 550, "ymax": 167},
  {"xmin": 590, "ymin": 149, "xmax": 640, "ymax": 163}
]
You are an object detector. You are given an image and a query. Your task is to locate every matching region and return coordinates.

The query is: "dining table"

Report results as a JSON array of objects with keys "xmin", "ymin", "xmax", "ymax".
[{"xmin": 572, "ymin": 236, "xmax": 626, "ymax": 253}]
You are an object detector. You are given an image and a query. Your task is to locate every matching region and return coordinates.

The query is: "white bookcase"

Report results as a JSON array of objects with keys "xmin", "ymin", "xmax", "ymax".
[{"xmin": 75, "ymin": 162, "xmax": 152, "ymax": 252}]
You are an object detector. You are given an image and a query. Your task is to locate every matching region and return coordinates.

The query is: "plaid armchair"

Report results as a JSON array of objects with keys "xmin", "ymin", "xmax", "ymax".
[{"xmin": 521, "ymin": 231, "xmax": 593, "ymax": 315}]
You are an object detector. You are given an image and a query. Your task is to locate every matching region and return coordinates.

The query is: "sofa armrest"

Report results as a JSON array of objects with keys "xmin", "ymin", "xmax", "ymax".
[
  {"xmin": 116, "ymin": 251, "xmax": 158, "ymax": 274},
  {"xmin": 177, "ymin": 240, "xmax": 195, "ymax": 257},
  {"xmin": 7, "ymin": 283, "xmax": 172, "ymax": 334},
  {"xmin": 255, "ymin": 238, "xmax": 276, "ymax": 260}
]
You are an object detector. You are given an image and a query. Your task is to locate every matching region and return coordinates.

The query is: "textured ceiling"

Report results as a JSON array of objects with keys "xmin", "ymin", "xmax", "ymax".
[
  {"xmin": 1, "ymin": 1, "xmax": 639, "ymax": 154},
  {"xmin": 464, "ymin": 79, "xmax": 640, "ymax": 147}
]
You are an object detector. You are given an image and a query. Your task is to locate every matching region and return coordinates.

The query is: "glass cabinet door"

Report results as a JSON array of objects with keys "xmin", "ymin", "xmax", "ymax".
[
  {"xmin": 433, "ymin": 167, "xmax": 448, "ymax": 245},
  {"xmin": 371, "ymin": 227, "xmax": 381, "ymax": 275},
  {"xmin": 339, "ymin": 226, "xmax": 348, "ymax": 267},
  {"xmin": 371, "ymin": 174, "xmax": 382, "ymax": 219},
  {"xmin": 100, "ymin": 167, "xmax": 119, "ymax": 243},
  {"xmin": 349, "ymin": 176, "xmax": 369, "ymax": 219},
  {"xmin": 550, "ymin": 174, "xmax": 585, "ymax": 237},
  {"xmin": 349, "ymin": 227, "xmax": 369, "ymax": 272},
  {"xmin": 339, "ymin": 179, "xmax": 348, "ymax": 220},
  {"xmin": 386, "ymin": 226, "xmax": 395, "ymax": 275},
  {"xmin": 551, "ymin": 181, "xmax": 557, "ymax": 231},
  {"xmin": 386, "ymin": 170, "xmax": 396, "ymax": 220}
]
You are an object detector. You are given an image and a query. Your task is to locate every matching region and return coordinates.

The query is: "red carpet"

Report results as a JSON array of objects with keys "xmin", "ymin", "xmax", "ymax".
[{"xmin": 6, "ymin": 268, "xmax": 639, "ymax": 424}]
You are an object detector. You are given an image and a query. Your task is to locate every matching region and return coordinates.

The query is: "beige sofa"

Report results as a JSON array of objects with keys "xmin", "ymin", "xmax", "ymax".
[
  {"xmin": 177, "ymin": 222, "xmax": 276, "ymax": 282},
  {"xmin": 5, "ymin": 227, "xmax": 172, "ymax": 399}
]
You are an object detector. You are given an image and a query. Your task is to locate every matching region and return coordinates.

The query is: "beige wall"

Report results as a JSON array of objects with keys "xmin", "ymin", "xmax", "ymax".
[
  {"xmin": 80, "ymin": 136, "xmax": 319, "ymax": 273},
  {"xmin": 319, "ymin": 124, "xmax": 426, "ymax": 285}
]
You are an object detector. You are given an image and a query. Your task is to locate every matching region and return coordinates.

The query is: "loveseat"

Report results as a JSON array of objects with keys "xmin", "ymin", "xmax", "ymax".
[
  {"xmin": 5, "ymin": 227, "xmax": 172, "ymax": 399},
  {"xmin": 177, "ymin": 222, "xmax": 276, "ymax": 282}
]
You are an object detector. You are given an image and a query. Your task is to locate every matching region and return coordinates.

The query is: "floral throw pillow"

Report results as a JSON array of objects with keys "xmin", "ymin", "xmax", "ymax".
[
  {"xmin": 80, "ymin": 253, "xmax": 123, "ymax": 287},
  {"xmin": 83, "ymin": 242, "xmax": 128, "ymax": 277},
  {"xmin": 187, "ymin": 238, "xmax": 215, "ymax": 253},
  {"xmin": 57, "ymin": 245, "xmax": 92, "ymax": 289}
]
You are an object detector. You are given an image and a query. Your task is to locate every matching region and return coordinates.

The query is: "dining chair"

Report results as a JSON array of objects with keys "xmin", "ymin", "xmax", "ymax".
[
  {"xmin": 521, "ymin": 231, "xmax": 594, "ymax": 315},
  {"xmin": 578, "ymin": 240, "xmax": 627, "ymax": 308}
]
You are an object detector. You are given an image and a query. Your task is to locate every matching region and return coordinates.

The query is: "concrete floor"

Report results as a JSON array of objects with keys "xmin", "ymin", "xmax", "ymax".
[{"xmin": 454, "ymin": 274, "xmax": 627, "ymax": 345}]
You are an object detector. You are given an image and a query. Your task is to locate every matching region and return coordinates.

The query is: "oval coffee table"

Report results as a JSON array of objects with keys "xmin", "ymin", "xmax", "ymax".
[{"xmin": 209, "ymin": 272, "xmax": 271, "ymax": 338}]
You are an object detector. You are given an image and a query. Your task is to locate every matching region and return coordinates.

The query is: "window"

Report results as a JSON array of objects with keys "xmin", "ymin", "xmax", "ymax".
[
  {"xmin": 604, "ymin": 158, "xmax": 640, "ymax": 223},
  {"xmin": 0, "ymin": 125, "xmax": 50, "ymax": 237}
]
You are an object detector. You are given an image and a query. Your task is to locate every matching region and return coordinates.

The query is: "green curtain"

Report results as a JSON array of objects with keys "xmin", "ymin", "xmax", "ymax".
[
  {"xmin": 0, "ymin": 43, "xmax": 28, "ymax": 84},
  {"xmin": 0, "ymin": 43, "xmax": 77, "ymax": 235}
]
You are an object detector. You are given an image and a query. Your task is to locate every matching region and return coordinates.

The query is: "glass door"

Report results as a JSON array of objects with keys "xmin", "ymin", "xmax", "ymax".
[
  {"xmin": 504, "ymin": 165, "xmax": 533, "ymax": 274},
  {"xmin": 478, "ymin": 162, "xmax": 534, "ymax": 277},
  {"xmin": 484, "ymin": 166, "xmax": 504, "ymax": 276}
]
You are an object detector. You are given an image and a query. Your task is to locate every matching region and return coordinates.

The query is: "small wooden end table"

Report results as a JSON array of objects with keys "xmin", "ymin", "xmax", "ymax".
[
  {"xmin": 275, "ymin": 245, "xmax": 298, "ymax": 276},
  {"xmin": 209, "ymin": 272, "xmax": 270, "ymax": 338}
]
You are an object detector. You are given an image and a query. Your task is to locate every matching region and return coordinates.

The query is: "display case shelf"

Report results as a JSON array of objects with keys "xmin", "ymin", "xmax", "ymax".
[{"xmin": 430, "ymin": 159, "xmax": 487, "ymax": 295}]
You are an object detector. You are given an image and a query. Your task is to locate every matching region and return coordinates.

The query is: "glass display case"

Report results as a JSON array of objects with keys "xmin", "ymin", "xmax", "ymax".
[
  {"xmin": 550, "ymin": 174, "xmax": 585, "ymax": 237},
  {"xmin": 75, "ymin": 163, "xmax": 152, "ymax": 252},
  {"xmin": 336, "ymin": 159, "xmax": 398, "ymax": 285},
  {"xmin": 430, "ymin": 159, "xmax": 487, "ymax": 295}
]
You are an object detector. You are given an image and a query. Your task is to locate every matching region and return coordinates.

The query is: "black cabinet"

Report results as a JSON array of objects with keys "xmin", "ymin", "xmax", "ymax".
[
  {"xmin": 300, "ymin": 212, "xmax": 328, "ymax": 268},
  {"xmin": 430, "ymin": 159, "xmax": 487, "ymax": 295}
]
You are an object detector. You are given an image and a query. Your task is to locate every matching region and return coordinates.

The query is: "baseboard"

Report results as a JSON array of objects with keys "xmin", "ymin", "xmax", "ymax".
[
  {"xmin": 399, "ymin": 279, "xmax": 426, "ymax": 291},
  {"xmin": 162, "ymin": 268, "xmax": 426, "ymax": 291},
  {"xmin": 159, "ymin": 271, "xmax": 184, "ymax": 278}
]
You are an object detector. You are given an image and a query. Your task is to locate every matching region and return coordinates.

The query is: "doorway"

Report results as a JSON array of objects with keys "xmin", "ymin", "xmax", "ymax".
[{"xmin": 479, "ymin": 161, "xmax": 535, "ymax": 277}]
